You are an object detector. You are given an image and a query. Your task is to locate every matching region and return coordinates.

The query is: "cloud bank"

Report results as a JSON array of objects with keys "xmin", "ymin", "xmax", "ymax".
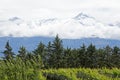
[
  {"xmin": 0, "ymin": 14, "xmax": 120, "ymax": 40},
  {"xmin": 0, "ymin": 0, "xmax": 120, "ymax": 39}
]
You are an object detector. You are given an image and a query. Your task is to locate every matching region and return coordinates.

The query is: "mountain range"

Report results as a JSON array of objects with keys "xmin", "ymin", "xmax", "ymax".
[{"xmin": 0, "ymin": 37, "xmax": 120, "ymax": 53}]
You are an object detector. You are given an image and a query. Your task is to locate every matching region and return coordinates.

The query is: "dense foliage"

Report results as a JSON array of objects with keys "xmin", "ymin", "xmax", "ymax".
[
  {"xmin": 42, "ymin": 68, "xmax": 120, "ymax": 80},
  {"xmin": 0, "ymin": 35, "xmax": 120, "ymax": 80}
]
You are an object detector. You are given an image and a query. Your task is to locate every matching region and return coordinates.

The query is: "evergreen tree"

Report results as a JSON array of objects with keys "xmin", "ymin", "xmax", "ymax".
[
  {"xmin": 71, "ymin": 49, "xmax": 79, "ymax": 67},
  {"xmin": 104, "ymin": 45, "xmax": 113, "ymax": 68},
  {"xmin": 3, "ymin": 41, "xmax": 14, "ymax": 60},
  {"xmin": 33, "ymin": 42, "xmax": 45, "ymax": 59},
  {"xmin": 86, "ymin": 44, "xmax": 96, "ymax": 68},
  {"xmin": 111, "ymin": 46, "xmax": 120, "ymax": 67},
  {"xmin": 26, "ymin": 52, "xmax": 34, "ymax": 60},
  {"xmin": 49, "ymin": 35, "xmax": 63, "ymax": 68},
  {"xmin": 63, "ymin": 47, "xmax": 72, "ymax": 68},
  {"xmin": 45, "ymin": 41, "xmax": 52, "ymax": 68},
  {"xmin": 33, "ymin": 42, "xmax": 47, "ymax": 68},
  {"xmin": 78, "ymin": 44, "xmax": 86, "ymax": 67},
  {"xmin": 33, "ymin": 42, "xmax": 45, "ymax": 56},
  {"xmin": 96, "ymin": 48, "xmax": 107, "ymax": 68},
  {"xmin": 63, "ymin": 48, "xmax": 75, "ymax": 68},
  {"xmin": 18, "ymin": 46, "xmax": 27, "ymax": 61}
]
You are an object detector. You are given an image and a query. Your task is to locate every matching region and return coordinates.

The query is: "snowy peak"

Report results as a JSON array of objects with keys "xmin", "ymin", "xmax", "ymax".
[
  {"xmin": 8, "ymin": 17, "xmax": 21, "ymax": 21},
  {"xmin": 25, "ymin": 18, "xmax": 58, "ymax": 28},
  {"xmin": 8, "ymin": 17, "xmax": 24, "ymax": 25},
  {"xmin": 73, "ymin": 13, "xmax": 100, "ymax": 26},
  {"xmin": 33, "ymin": 18, "xmax": 58, "ymax": 26},
  {"xmin": 7, "ymin": 17, "xmax": 58, "ymax": 26},
  {"xmin": 74, "ymin": 13, "xmax": 94, "ymax": 20}
]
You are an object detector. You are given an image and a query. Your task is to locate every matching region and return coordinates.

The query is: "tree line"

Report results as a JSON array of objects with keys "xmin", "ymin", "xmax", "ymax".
[{"xmin": 1, "ymin": 35, "xmax": 120, "ymax": 69}]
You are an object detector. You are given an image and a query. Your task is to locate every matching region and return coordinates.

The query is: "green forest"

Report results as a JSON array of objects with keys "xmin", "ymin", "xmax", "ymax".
[{"xmin": 0, "ymin": 35, "xmax": 120, "ymax": 80}]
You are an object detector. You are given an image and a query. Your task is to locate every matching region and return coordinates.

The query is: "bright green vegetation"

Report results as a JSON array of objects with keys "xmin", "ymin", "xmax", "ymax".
[
  {"xmin": 1, "ymin": 35, "xmax": 120, "ymax": 80},
  {"xmin": 0, "ymin": 60, "xmax": 120, "ymax": 80},
  {"xmin": 0, "ymin": 56, "xmax": 43, "ymax": 80},
  {"xmin": 42, "ymin": 68, "xmax": 120, "ymax": 80}
]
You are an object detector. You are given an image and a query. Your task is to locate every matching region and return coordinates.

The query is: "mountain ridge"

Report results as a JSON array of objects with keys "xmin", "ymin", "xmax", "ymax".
[{"xmin": 0, "ymin": 36, "xmax": 120, "ymax": 53}]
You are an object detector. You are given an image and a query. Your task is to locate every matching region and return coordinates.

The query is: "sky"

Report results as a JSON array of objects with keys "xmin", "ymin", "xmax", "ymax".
[
  {"xmin": 0, "ymin": 0, "xmax": 120, "ymax": 22},
  {"xmin": 0, "ymin": 0, "xmax": 120, "ymax": 39}
]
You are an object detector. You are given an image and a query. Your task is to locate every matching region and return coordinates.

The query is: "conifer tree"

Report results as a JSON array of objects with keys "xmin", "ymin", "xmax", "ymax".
[
  {"xmin": 33, "ymin": 42, "xmax": 46, "ymax": 67},
  {"xmin": 111, "ymin": 46, "xmax": 120, "ymax": 67},
  {"xmin": 3, "ymin": 41, "xmax": 14, "ymax": 60},
  {"xmin": 78, "ymin": 44, "xmax": 86, "ymax": 67},
  {"xmin": 18, "ymin": 46, "xmax": 27, "ymax": 61},
  {"xmin": 33, "ymin": 42, "xmax": 45, "ymax": 59},
  {"xmin": 86, "ymin": 43, "xmax": 96, "ymax": 68},
  {"xmin": 104, "ymin": 45, "xmax": 113, "ymax": 68},
  {"xmin": 45, "ymin": 41, "xmax": 52, "ymax": 68},
  {"xmin": 50, "ymin": 35, "xmax": 63, "ymax": 68}
]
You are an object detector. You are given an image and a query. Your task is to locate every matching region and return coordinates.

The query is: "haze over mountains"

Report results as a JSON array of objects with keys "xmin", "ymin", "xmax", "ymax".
[{"xmin": 1, "ymin": 37, "xmax": 120, "ymax": 53}]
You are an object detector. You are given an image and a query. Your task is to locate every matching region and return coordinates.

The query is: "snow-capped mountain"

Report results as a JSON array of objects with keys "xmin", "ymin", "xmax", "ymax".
[
  {"xmin": 0, "ymin": 12, "xmax": 120, "ymax": 52},
  {"xmin": 0, "ymin": 12, "xmax": 120, "ymax": 40},
  {"xmin": 73, "ymin": 13, "xmax": 103, "ymax": 26}
]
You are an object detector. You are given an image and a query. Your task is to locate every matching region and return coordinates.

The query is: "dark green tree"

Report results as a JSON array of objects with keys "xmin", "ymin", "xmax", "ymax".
[
  {"xmin": 49, "ymin": 35, "xmax": 64, "ymax": 68},
  {"xmin": 86, "ymin": 43, "xmax": 96, "ymax": 68},
  {"xmin": 33, "ymin": 42, "xmax": 45, "ymax": 56},
  {"xmin": 111, "ymin": 46, "xmax": 120, "ymax": 67},
  {"xmin": 104, "ymin": 45, "xmax": 113, "ymax": 68},
  {"xmin": 17, "ymin": 46, "xmax": 27, "ymax": 61},
  {"xmin": 77, "ymin": 44, "xmax": 86, "ymax": 67},
  {"xmin": 96, "ymin": 48, "xmax": 106, "ymax": 68},
  {"xmin": 33, "ymin": 42, "xmax": 46, "ymax": 60},
  {"xmin": 3, "ymin": 41, "xmax": 14, "ymax": 60},
  {"xmin": 63, "ymin": 47, "xmax": 72, "ymax": 68},
  {"xmin": 70, "ymin": 49, "xmax": 79, "ymax": 68},
  {"xmin": 33, "ymin": 42, "xmax": 46, "ymax": 68},
  {"xmin": 26, "ymin": 52, "xmax": 34, "ymax": 60},
  {"xmin": 45, "ymin": 41, "xmax": 52, "ymax": 68}
]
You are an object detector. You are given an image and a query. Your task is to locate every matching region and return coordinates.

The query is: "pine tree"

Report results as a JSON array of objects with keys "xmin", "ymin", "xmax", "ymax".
[
  {"xmin": 33, "ymin": 42, "xmax": 46, "ymax": 60},
  {"xmin": 63, "ymin": 47, "xmax": 72, "ymax": 68},
  {"xmin": 33, "ymin": 42, "xmax": 46, "ymax": 67},
  {"xmin": 111, "ymin": 46, "xmax": 120, "ymax": 67},
  {"xmin": 97, "ymin": 48, "xmax": 106, "ymax": 68},
  {"xmin": 3, "ymin": 41, "xmax": 14, "ymax": 60},
  {"xmin": 86, "ymin": 43, "xmax": 96, "ymax": 68},
  {"xmin": 78, "ymin": 44, "xmax": 86, "ymax": 67},
  {"xmin": 46, "ymin": 41, "xmax": 52, "ymax": 57},
  {"xmin": 18, "ymin": 46, "xmax": 27, "ymax": 61},
  {"xmin": 50, "ymin": 35, "xmax": 63, "ymax": 68},
  {"xmin": 45, "ymin": 41, "xmax": 52, "ymax": 68},
  {"xmin": 104, "ymin": 45, "xmax": 113, "ymax": 68}
]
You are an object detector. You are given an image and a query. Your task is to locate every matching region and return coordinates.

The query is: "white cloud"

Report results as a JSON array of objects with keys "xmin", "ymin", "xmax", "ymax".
[
  {"xmin": 0, "ymin": 0, "xmax": 120, "ymax": 39},
  {"xmin": 0, "ymin": 16, "xmax": 120, "ymax": 40}
]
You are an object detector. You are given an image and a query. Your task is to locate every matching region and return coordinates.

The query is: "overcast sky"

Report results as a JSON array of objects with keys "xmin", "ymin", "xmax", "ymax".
[{"xmin": 0, "ymin": 0, "xmax": 120, "ymax": 23}]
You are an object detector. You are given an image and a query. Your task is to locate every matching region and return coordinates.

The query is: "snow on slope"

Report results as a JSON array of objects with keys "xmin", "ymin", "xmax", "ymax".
[{"xmin": 0, "ymin": 13, "xmax": 120, "ymax": 40}]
